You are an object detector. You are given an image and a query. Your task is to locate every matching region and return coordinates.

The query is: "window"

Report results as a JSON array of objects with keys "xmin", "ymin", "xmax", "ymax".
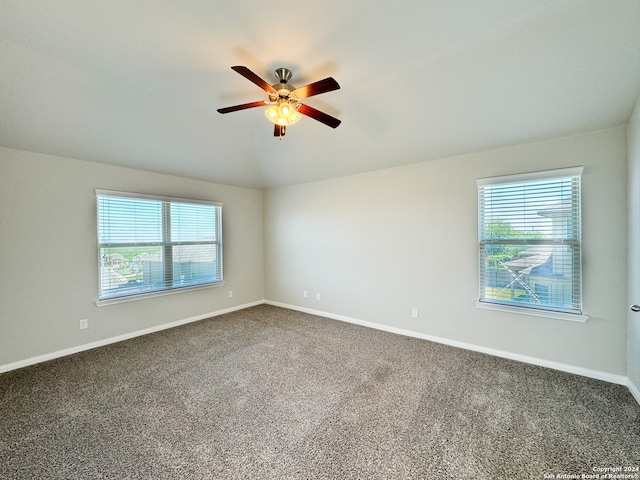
[
  {"xmin": 96, "ymin": 190, "xmax": 222, "ymax": 303},
  {"xmin": 477, "ymin": 167, "xmax": 583, "ymax": 317}
]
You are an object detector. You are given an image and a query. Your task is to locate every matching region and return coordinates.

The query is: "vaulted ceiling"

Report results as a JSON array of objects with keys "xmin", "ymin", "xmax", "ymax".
[{"xmin": 1, "ymin": 1, "xmax": 639, "ymax": 189}]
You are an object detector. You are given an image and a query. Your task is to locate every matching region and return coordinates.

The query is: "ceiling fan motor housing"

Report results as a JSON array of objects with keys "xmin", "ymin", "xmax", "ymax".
[{"xmin": 270, "ymin": 68, "xmax": 296, "ymax": 102}]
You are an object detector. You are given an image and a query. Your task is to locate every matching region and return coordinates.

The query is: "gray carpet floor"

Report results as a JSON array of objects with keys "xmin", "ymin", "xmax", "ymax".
[{"xmin": 1, "ymin": 304, "xmax": 638, "ymax": 479}]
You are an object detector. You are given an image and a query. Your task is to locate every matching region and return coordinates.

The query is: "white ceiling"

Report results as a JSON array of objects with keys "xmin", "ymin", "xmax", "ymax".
[{"xmin": 1, "ymin": 1, "xmax": 639, "ymax": 189}]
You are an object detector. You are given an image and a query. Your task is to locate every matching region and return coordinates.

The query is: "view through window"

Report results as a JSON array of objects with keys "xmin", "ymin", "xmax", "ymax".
[
  {"xmin": 477, "ymin": 167, "xmax": 582, "ymax": 315},
  {"xmin": 96, "ymin": 190, "xmax": 223, "ymax": 302}
]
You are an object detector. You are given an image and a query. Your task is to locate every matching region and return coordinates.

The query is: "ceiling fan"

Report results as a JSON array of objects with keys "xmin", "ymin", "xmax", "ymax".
[{"xmin": 217, "ymin": 66, "xmax": 341, "ymax": 139}]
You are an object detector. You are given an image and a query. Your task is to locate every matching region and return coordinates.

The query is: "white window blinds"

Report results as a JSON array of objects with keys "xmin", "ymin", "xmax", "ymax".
[
  {"xmin": 96, "ymin": 190, "xmax": 223, "ymax": 302},
  {"xmin": 477, "ymin": 167, "xmax": 582, "ymax": 315}
]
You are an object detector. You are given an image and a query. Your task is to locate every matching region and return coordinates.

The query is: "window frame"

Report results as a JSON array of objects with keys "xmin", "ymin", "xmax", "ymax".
[
  {"xmin": 475, "ymin": 167, "xmax": 588, "ymax": 322},
  {"xmin": 96, "ymin": 189, "xmax": 223, "ymax": 305}
]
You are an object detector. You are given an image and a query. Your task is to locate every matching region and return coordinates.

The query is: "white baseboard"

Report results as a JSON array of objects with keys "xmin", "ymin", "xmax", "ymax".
[
  {"xmin": 0, "ymin": 300, "xmax": 265, "ymax": 374},
  {"xmin": 265, "ymin": 300, "xmax": 631, "ymax": 388},
  {"xmin": 5, "ymin": 299, "xmax": 638, "ymax": 408},
  {"xmin": 626, "ymin": 379, "xmax": 640, "ymax": 405}
]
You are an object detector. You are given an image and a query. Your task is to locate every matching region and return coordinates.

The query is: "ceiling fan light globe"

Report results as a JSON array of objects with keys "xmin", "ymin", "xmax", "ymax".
[
  {"xmin": 278, "ymin": 102, "xmax": 293, "ymax": 118},
  {"xmin": 265, "ymin": 106, "xmax": 278, "ymax": 122},
  {"xmin": 289, "ymin": 111, "xmax": 301, "ymax": 125},
  {"xmin": 265, "ymin": 99, "xmax": 300, "ymax": 126}
]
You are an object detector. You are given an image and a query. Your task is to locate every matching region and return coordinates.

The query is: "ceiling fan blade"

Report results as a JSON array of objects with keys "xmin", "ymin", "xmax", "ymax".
[
  {"xmin": 274, "ymin": 124, "xmax": 286, "ymax": 137},
  {"xmin": 291, "ymin": 77, "xmax": 340, "ymax": 100},
  {"xmin": 231, "ymin": 66, "xmax": 278, "ymax": 95},
  {"xmin": 298, "ymin": 104, "xmax": 342, "ymax": 128},
  {"xmin": 217, "ymin": 100, "xmax": 267, "ymax": 114}
]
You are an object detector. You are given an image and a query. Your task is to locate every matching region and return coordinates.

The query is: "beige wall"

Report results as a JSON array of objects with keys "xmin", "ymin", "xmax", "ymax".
[
  {"xmin": 0, "ymin": 147, "xmax": 265, "ymax": 367},
  {"xmin": 0, "ymin": 125, "xmax": 632, "ymax": 381},
  {"xmin": 265, "ymin": 127, "xmax": 628, "ymax": 378},
  {"xmin": 628, "ymin": 95, "xmax": 640, "ymax": 393}
]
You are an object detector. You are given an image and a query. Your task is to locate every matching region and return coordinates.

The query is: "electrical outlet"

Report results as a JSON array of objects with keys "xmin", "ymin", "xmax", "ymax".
[
  {"xmin": 316, "ymin": 293, "xmax": 321, "ymax": 300},
  {"xmin": 228, "ymin": 290, "xmax": 233, "ymax": 298},
  {"xmin": 303, "ymin": 290, "xmax": 308, "ymax": 298},
  {"xmin": 79, "ymin": 319, "xmax": 89, "ymax": 330},
  {"xmin": 411, "ymin": 308, "xmax": 419, "ymax": 319}
]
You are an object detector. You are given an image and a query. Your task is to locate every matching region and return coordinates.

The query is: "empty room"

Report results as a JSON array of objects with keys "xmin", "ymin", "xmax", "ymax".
[{"xmin": 1, "ymin": 1, "xmax": 639, "ymax": 478}]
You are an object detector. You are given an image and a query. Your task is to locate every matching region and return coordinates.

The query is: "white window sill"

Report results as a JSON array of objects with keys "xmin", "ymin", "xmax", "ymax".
[
  {"xmin": 475, "ymin": 301, "xmax": 588, "ymax": 323},
  {"xmin": 96, "ymin": 282, "xmax": 225, "ymax": 306}
]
